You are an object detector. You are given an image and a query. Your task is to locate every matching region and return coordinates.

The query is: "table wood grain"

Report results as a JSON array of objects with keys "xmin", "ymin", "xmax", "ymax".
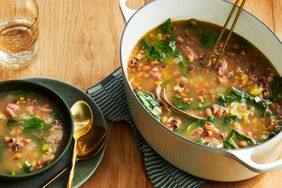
[{"xmin": 0, "ymin": 0, "xmax": 281, "ymax": 187}]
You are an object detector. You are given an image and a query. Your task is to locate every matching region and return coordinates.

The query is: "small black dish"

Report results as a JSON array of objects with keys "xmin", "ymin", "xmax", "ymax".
[{"xmin": 0, "ymin": 80, "xmax": 74, "ymax": 180}]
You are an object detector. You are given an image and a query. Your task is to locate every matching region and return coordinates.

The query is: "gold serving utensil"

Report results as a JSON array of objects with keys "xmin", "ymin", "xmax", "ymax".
[
  {"xmin": 160, "ymin": 87, "xmax": 203, "ymax": 120},
  {"xmin": 205, "ymin": 0, "xmax": 247, "ymax": 69},
  {"xmin": 41, "ymin": 125, "xmax": 106, "ymax": 188},
  {"xmin": 66, "ymin": 100, "xmax": 93, "ymax": 188}
]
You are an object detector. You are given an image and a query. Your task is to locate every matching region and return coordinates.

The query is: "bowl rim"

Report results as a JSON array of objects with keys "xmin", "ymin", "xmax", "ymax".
[
  {"xmin": 120, "ymin": 0, "xmax": 282, "ymax": 153},
  {"xmin": 0, "ymin": 79, "xmax": 74, "ymax": 178}
]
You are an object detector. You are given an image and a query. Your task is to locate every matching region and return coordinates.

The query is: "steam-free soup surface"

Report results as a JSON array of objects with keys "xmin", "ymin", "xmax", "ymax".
[
  {"xmin": 0, "ymin": 91, "xmax": 64, "ymax": 175},
  {"xmin": 127, "ymin": 19, "xmax": 282, "ymax": 149}
]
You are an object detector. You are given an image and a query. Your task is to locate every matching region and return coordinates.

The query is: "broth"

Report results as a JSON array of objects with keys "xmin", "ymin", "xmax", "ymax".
[
  {"xmin": 0, "ymin": 91, "xmax": 64, "ymax": 175},
  {"xmin": 127, "ymin": 19, "xmax": 282, "ymax": 149}
]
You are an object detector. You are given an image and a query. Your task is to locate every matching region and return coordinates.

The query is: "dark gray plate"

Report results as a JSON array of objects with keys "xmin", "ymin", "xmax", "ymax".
[{"xmin": 0, "ymin": 78, "xmax": 107, "ymax": 188}]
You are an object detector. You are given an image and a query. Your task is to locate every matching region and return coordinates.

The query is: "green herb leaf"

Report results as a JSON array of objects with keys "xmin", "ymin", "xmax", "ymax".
[
  {"xmin": 136, "ymin": 91, "xmax": 162, "ymax": 120},
  {"xmin": 200, "ymin": 30, "xmax": 218, "ymax": 50},
  {"xmin": 154, "ymin": 40, "xmax": 176, "ymax": 56},
  {"xmin": 175, "ymin": 53, "xmax": 188, "ymax": 75},
  {"xmin": 222, "ymin": 115, "xmax": 239, "ymax": 125},
  {"xmin": 159, "ymin": 18, "xmax": 173, "ymax": 35},
  {"xmin": 142, "ymin": 39, "xmax": 176, "ymax": 64},
  {"xmin": 22, "ymin": 161, "xmax": 32, "ymax": 173},
  {"xmin": 223, "ymin": 129, "xmax": 257, "ymax": 149},
  {"xmin": 218, "ymin": 87, "xmax": 273, "ymax": 117},
  {"xmin": 186, "ymin": 120, "xmax": 202, "ymax": 133},
  {"xmin": 7, "ymin": 119, "xmax": 20, "ymax": 126},
  {"xmin": 7, "ymin": 115, "xmax": 50, "ymax": 132}
]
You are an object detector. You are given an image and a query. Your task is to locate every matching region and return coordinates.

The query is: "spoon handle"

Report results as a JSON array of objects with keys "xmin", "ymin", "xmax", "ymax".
[
  {"xmin": 66, "ymin": 138, "xmax": 78, "ymax": 188},
  {"xmin": 41, "ymin": 166, "xmax": 69, "ymax": 188}
]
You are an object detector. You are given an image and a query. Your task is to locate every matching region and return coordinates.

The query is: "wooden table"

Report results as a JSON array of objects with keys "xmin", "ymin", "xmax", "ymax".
[{"xmin": 1, "ymin": 0, "xmax": 281, "ymax": 187}]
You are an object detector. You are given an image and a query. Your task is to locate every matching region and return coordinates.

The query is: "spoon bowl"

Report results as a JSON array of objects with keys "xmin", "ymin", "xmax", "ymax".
[
  {"xmin": 160, "ymin": 87, "xmax": 203, "ymax": 120},
  {"xmin": 67, "ymin": 100, "xmax": 93, "ymax": 188}
]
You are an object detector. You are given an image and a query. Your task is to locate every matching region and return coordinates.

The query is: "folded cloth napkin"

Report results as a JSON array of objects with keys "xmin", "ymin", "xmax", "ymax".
[{"xmin": 87, "ymin": 68, "xmax": 206, "ymax": 188}]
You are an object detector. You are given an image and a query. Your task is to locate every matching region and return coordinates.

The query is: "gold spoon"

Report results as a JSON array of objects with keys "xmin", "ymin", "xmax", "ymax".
[
  {"xmin": 67, "ymin": 100, "xmax": 93, "ymax": 188},
  {"xmin": 160, "ymin": 87, "xmax": 203, "ymax": 120},
  {"xmin": 41, "ymin": 125, "xmax": 106, "ymax": 188}
]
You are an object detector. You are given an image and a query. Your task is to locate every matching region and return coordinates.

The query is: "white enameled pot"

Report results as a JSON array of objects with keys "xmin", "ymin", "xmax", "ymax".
[{"xmin": 119, "ymin": 0, "xmax": 282, "ymax": 182}]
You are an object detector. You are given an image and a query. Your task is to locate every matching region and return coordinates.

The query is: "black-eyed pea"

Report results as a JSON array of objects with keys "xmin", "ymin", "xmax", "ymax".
[
  {"xmin": 197, "ymin": 96, "xmax": 204, "ymax": 102},
  {"xmin": 204, "ymin": 130, "xmax": 213, "ymax": 137},
  {"xmin": 213, "ymin": 128, "xmax": 219, "ymax": 134},
  {"xmin": 176, "ymin": 36, "xmax": 184, "ymax": 43},
  {"xmin": 220, "ymin": 132, "xmax": 228, "ymax": 140},
  {"xmin": 144, "ymin": 73, "xmax": 150, "ymax": 78},
  {"xmin": 195, "ymin": 127, "xmax": 203, "ymax": 135},
  {"xmin": 204, "ymin": 108, "xmax": 212, "ymax": 117},
  {"xmin": 22, "ymin": 138, "xmax": 31, "ymax": 144},
  {"xmin": 239, "ymin": 141, "xmax": 248, "ymax": 148},
  {"xmin": 187, "ymin": 55, "xmax": 194, "ymax": 63},
  {"xmin": 180, "ymin": 92, "xmax": 188, "ymax": 98},
  {"xmin": 150, "ymin": 61, "xmax": 159, "ymax": 66},
  {"xmin": 137, "ymin": 72, "xmax": 144, "ymax": 78},
  {"xmin": 265, "ymin": 122, "xmax": 276, "ymax": 131},
  {"xmin": 204, "ymin": 122, "xmax": 214, "ymax": 131},
  {"xmin": 128, "ymin": 58, "xmax": 138, "ymax": 67},
  {"xmin": 173, "ymin": 85, "xmax": 179, "ymax": 91},
  {"xmin": 12, "ymin": 153, "xmax": 22, "ymax": 160},
  {"xmin": 3, "ymin": 136, "xmax": 10, "ymax": 143},
  {"xmin": 137, "ymin": 62, "xmax": 143, "ymax": 68},
  {"xmin": 246, "ymin": 131, "xmax": 253, "ymax": 137},
  {"xmin": 215, "ymin": 108, "xmax": 224, "ymax": 118},
  {"xmin": 161, "ymin": 116, "xmax": 168, "ymax": 124},
  {"xmin": 173, "ymin": 70, "xmax": 181, "ymax": 76},
  {"xmin": 142, "ymin": 65, "xmax": 151, "ymax": 71}
]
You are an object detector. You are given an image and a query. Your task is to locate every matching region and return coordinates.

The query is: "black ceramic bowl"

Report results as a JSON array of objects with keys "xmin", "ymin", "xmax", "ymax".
[{"xmin": 0, "ymin": 80, "xmax": 73, "ymax": 179}]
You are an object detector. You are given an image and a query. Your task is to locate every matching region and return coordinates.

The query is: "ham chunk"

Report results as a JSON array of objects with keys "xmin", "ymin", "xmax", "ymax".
[
  {"xmin": 6, "ymin": 103, "xmax": 19, "ymax": 117},
  {"xmin": 149, "ymin": 67, "xmax": 162, "ymax": 80}
]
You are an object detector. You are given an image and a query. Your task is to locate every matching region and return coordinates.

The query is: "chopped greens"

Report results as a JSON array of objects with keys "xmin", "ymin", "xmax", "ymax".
[
  {"xmin": 186, "ymin": 120, "xmax": 202, "ymax": 133},
  {"xmin": 142, "ymin": 39, "xmax": 176, "ymax": 64},
  {"xmin": 7, "ymin": 115, "xmax": 50, "ymax": 132},
  {"xmin": 175, "ymin": 53, "xmax": 188, "ymax": 75},
  {"xmin": 136, "ymin": 91, "xmax": 162, "ymax": 120},
  {"xmin": 223, "ymin": 129, "xmax": 257, "ymax": 149},
  {"xmin": 218, "ymin": 87, "xmax": 273, "ymax": 117},
  {"xmin": 22, "ymin": 161, "xmax": 32, "ymax": 173},
  {"xmin": 159, "ymin": 18, "xmax": 173, "ymax": 35},
  {"xmin": 186, "ymin": 23, "xmax": 218, "ymax": 49},
  {"xmin": 186, "ymin": 117, "xmax": 214, "ymax": 133},
  {"xmin": 222, "ymin": 115, "xmax": 239, "ymax": 125}
]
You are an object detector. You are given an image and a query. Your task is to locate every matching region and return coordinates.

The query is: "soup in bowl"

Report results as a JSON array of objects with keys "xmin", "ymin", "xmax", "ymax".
[{"xmin": 0, "ymin": 80, "xmax": 73, "ymax": 178}]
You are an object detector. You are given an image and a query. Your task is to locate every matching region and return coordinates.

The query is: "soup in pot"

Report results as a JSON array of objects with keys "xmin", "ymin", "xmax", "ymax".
[
  {"xmin": 0, "ymin": 91, "xmax": 64, "ymax": 175},
  {"xmin": 127, "ymin": 18, "xmax": 282, "ymax": 149}
]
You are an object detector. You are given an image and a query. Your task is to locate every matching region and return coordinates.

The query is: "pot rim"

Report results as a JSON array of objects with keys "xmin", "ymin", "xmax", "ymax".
[
  {"xmin": 119, "ymin": 0, "xmax": 282, "ymax": 153},
  {"xmin": 0, "ymin": 79, "xmax": 74, "ymax": 179}
]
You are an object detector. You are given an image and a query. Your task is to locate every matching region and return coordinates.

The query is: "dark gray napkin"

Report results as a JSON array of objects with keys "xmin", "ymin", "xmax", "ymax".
[{"xmin": 87, "ymin": 68, "xmax": 206, "ymax": 188}]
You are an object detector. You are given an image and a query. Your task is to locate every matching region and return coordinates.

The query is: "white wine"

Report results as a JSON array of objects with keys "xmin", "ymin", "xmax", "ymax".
[
  {"xmin": 0, "ymin": 18, "xmax": 39, "ymax": 68},
  {"xmin": 0, "ymin": 19, "xmax": 38, "ymax": 53}
]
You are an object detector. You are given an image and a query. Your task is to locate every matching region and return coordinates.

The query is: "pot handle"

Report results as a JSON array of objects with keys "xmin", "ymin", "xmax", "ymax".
[
  {"xmin": 226, "ymin": 148, "xmax": 282, "ymax": 173},
  {"xmin": 119, "ymin": 0, "xmax": 138, "ymax": 22}
]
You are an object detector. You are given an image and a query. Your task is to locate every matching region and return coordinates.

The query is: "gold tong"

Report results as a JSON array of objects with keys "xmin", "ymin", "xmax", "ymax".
[{"xmin": 205, "ymin": 0, "xmax": 247, "ymax": 69}]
